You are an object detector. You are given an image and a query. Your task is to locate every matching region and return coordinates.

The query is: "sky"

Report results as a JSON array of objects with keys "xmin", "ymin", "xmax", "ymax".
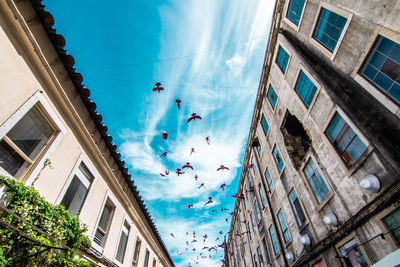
[{"xmin": 43, "ymin": 0, "xmax": 274, "ymax": 266}]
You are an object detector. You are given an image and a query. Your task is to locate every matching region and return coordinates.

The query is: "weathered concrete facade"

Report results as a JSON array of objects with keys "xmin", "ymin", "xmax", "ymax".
[
  {"xmin": 226, "ymin": 0, "xmax": 400, "ymax": 266},
  {"xmin": 0, "ymin": 0, "xmax": 173, "ymax": 266}
]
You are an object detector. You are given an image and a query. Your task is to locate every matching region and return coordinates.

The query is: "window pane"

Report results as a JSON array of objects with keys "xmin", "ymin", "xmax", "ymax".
[
  {"xmin": 313, "ymin": 8, "xmax": 347, "ymax": 52},
  {"xmin": 261, "ymin": 115, "xmax": 269, "ymax": 136},
  {"xmin": 116, "ymin": 231, "xmax": 128, "ymax": 263},
  {"xmin": 267, "ymin": 85, "xmax": 278, "ymax": 109},
  {"xmin": 265, "ymin": 169, "xmax": 274, "ymax": 192},
  {"xmin": 7, "ymin": 106, "xmax": 54, "ymax": 160},
  {"xmin": 144, "ymin": 249, "xmax": 150, "ymax": 267},
  {"xmin": 0, "ymin": 140, "xmax": 26, "ymax": 176},
  {"xmin": 278, "ymin": 211, "xmax": 291, "ymax": 243},
  {"xmin": 287, "ymin": 0, "xmax": 305, "ymax": 25},
  {"xmin": 98, "ymin": 202, "xmax": 113, "ymax": 231},
  {"xmin": 295, "ymin": 71, "xmax": 317, "ymax": 107},
  {"xmin": 269, "ymin": 226, "xmax": 279, "ymax": 254},
  {"xmin": 276, "ymin": 46, "xmax": 289, "ymax": 73},
  {"xmin": 60, "ymin": 175, "xmax": 88, "ymax": 216},
  {"xmin": 289, "ymin": 189, "xmax": 306, "ymax": 226},
  {"xmin": 273, "ymin": 146, "xmax": 284, "ymax": 172},
  {"xmin": 339, "ymin": 239, "xmax": 368, "ymax": 267},
  {"xmin": 383, "ymin": 208, "xmax": 400, "ymax": 246},
  {"xmin": 304, "ymin": 159, "xmax": 330, "ymax": 204}
]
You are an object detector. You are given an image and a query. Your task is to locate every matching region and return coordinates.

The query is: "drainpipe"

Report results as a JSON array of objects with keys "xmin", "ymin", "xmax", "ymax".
[{"xmin": 251, "ymin": 146, "xmax": 289, "ymax": 267}]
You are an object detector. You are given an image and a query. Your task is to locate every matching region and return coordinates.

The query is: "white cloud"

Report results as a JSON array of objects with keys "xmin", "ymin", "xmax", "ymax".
[{"xmin": 225, "ymin": 55, "xmax": 246, "ymax": 74}]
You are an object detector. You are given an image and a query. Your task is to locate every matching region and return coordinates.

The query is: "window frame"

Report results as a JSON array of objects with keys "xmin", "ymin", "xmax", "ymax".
[
  {"xmin": 322, "ymin": 108, "xmax": 370, "ymax": 172},
  {"xmin": 0, "ymin": 91, "xmax": 66, "ymax": 184},
  {"xmin": 276, "ymin": 209, "xmax": 291, "ymax": 244},
  {"xmin": 55, "ymin": 154, "xmax": 96, "ymax": 217},
  {"xmin": 300, "ymin": 156, "xmax": 333, "ymax": 210},
  {"xmin": 115, "ymin": 219, "xmax": 131, "ymax": 264},
  {"xmin": 288, "ymin": 187, "xmax": 308, "ymax": 228},
  {"xmin": 269, "ymin": 225, "xmax": 280, "ymax": 256},
  {"xmin": 91, "ymin": 195, "xmax": 116, "ymax": 250},
  {"xmin": 283, "ymin": 0, "xmax": 307, "ymax": 31},
  {"xmin": 374, "ymin": 206, "xmax": 400, "ymax": 250},
  {"xmin": 272, "ymin": 144, "xmax": 285, "ymax": 175},
  {"xmin": 132, "ymin": 235, "xmax": 142, "ymax": 267},
  {"xmin": 264, "ymin": 167, "xmax": 275, "ymax": 195},
  {"xmin": 309, "ymin": 2, "xmax": 353, "ymax": 61},
  {"xmin": 352, "ymin": 28, "xmax": 400, "ymax": 115},
  {"xmin": 292, "ymin": 65, "xmax": 321, "ymax": 111},
  {"xmin": 266, "ymin": 83, "xmax": 279, "ymax": 112},
  {"xmin": 260, "ymin": 113, "xmax": 270, "ymax": 137},
  {"xmin": 335, "ymin": 233, "xmax": 371, "ymax": 267},
  {"xmin": 274, "ymin": 42, "xmax": 292, "ymax": 77}
]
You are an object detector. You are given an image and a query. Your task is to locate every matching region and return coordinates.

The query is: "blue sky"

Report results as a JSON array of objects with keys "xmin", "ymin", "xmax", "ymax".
[{"xmin": 44, "ymin": 0, "xmax": 274, "ymax": 266}]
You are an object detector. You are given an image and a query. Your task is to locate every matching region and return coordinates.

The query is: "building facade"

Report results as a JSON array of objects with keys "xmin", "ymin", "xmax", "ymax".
[
  {"xmin": 0, "ymin": 0, "xmax": 173, "ymax": 266},
  {"xmin": 226, "ymin": 0, "xmax": 400, "ymax": 266}
]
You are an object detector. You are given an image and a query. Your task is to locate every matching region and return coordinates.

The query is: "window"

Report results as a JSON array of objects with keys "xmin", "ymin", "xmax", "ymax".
[
  {"xmin": 252, "ymin": 158, "xmax": 258, "ymax": 174},
  {"xmin": 277, "ymin": 210, "xmax": 291, "ymax": 243},
  {"xmin": 326, "ymin": 112, "xmax": 367, "ymax": 167},
  {"xmin": 304, "ymin": 159, "xmax": 330, "ymax": 204},
  {"xmin": 93, "ymin": 200, "xmax": 114, "ymax": 247},
  {"xmin": 286, "ymin": 0, "xmax": 306, "ymax": 26},
  {"xmin": 267, "ymin": 85, "xmax": 278, "ymax": 110},
  {"xmin": 132, "ymin": 237, "xmax": 142, "ymax": 266},
  {"xmin": 247, "ymin": 222, "xmax": 252, "ymax": 239},
  {"xmin": 257, "ymin": 144, "xmax": 262, "ymax": 156},
  {"xmin": 272, "ymin": 146, "xmax": 284, "ymax": 173},
  {"xmin": 313, "ymin": 8, "xmax": 347, "ymax": 52},
  {"xmin": 265, "ymin": 169, "xmax": 274, "ymax": 193},
  {"xmin": 289, "ymin": 189, "xmax": 306, "ymax": 227},
  {"xmin": 276, "ymin": 46, "xmax": 290, "ymax": 73},
  {"xmin": 339, "ymin": 239, "xmax": 368, "ymax": 267},
  {"xmin": 0, "ymin": 105, "xmax": 56, "ymax": 178},
  {"xmin": 269, "ymin": 226, "xmax": 279, "ymax": 255},
  {"xmin": 294, "ymin": 70, "xmax": 318, "ymax": 108},
  {"xmin": 383, "ymin": 208, "xmax": 400, "ymax": 246},
  {"xmin": 257, "ymin": 247, "xmax": 264, "ymax": 267},
  {"xmin": 253, "ymin": 254, "xmax": 258, "ymax": 267},
  {"xmin": 254, "ymin": 200, "xmax": 261, "ymax": 222},
  {"xmin": 261, "ymin": 115, "xmax": 269, "ymax": 136},
  {"xmin": 361, "ymin": 36, "xmax": 400, "ymax": 104},
  {"xmin": 250, "ymin": 213, "xmax": 256, "ymax": 232},
  {"xmin": 262, "ymin": 237, "xmax": 270, "ymax": 263},
  {"xmin": 248, "ymin": 172, "xmax": 254, "ymax": 188},
  {"xmin": 116, "ymin": 221, "xmax": 130, "ymax": 263},
  {"xmin": 258, "ymin": 187, "xmax": 267, "ymax": 208},
  {"xmin": 60, "ymin": 162, "xmax": 93, "ymax": 216},
  {"xmin": 144, "ymin": 249, "xmax": 150, "ymax": 267}
]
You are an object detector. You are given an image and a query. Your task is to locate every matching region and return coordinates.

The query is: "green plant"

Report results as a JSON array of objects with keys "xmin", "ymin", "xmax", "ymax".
[{"xmin": 0, "ymin": 176, "xmax": 93, "ymax": 266}]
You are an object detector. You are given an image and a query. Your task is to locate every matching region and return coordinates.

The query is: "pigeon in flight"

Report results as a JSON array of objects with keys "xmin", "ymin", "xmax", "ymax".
[
  {"xmin": 205, "ymin": 136, "xmax": 210, "ymax": 145},
  {"xmin": 190, "ymin": 148, "xmax": 195, "ymax": 156},
  {"xmin": 187, "ymin": 113, "xmax": 202, "ymax": 123},
  {"xmin": 186, "ymin": 204, "xmax": 193, "ymax": 209},
  {"xmin": 219, "ymin": 183, "xmax": 229, "ymax": 190},
  {"xmin": 194, "ymin": 174, "xmax": 198, "ymax": 181},
  {"xmin": 176, "ymin": 168, "xmax": 184, "ymax": 176},
  {"xmin": 204, "ymin": 197, "xmax": 213, "ymax": 206},
  {"xmin": 217, "ymin": 165, "xmax": 230, "ymax": 171},
  {"xmin": 170, "ymin": 233, "xmax": 175, "ymax": 238},
  {"xmin": 152, "ymin": 82, "xmax": 164, "ymax": 93},
  {"xmin": 182, "ymin": 162, "xmax": 194, "ymax": 170},
  {"xmin": 198, "ymin": 183, "xmax": 206, "ymax": 189},
  {"xmin": 161, "ymin": 131, "xmax": 168, "ymax": 140},
  {"xmin": 175, "ymin": 99, "xmax": 181, "ymax": 109},
  {"xmin": 160, "ymin": 152, "xmax": 168, "ymax": 158}
]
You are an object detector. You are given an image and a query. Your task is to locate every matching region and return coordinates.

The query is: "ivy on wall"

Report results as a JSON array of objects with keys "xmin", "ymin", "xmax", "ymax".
[{"xmin": 0, "ymin": 176, "xmax": 94, "ymax": 266}]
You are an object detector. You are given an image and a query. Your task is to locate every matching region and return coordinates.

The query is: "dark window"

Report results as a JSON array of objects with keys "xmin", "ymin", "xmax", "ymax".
[
  {"xmin": 144, "ymin": 249, "xmax": 150, "ymax": 267},
  {"xmin": 277, "ymin": 210, "xmax": 291, "ymax": 243},
  {"xmin": 304, "ymin": 159, "xmax": 330, "ymax": 204},
  {"xmin": 273, "ymin": 146, "xmax": 284, "ymax": 173},
  {"xmin": 361, "ymin": 36, "xmax": 400, "ymax": 104},
  {"xmin": 60, "ymin": 163, "xmax": 93, "ymax": 216},
  {"xmin": 261, "ymin": 115, "xmax": 269, "ymax": 136},
  {"xmin": 269, "ymin": 226, "xmax": 279, "ymax": 255},
  {"xmin": 265, "ymin": 169, "xmax": 274, "ymax": 193},
  {"xmin": 295, "ymin": 71, "xmax": 318, "ymax": 108},
  {"xmin": 115, "ymin": 221, "xmax": 130, "ymax": 263},
  {"xmin": 383, "ymin": 208, "xmax": 400, "ymax": 246},
  {"xmin": 267, "ymin": 85, "xmax": 278, "ymax": 109},
  {"xmin": 326, "ymin": 113, "xmax": 367, "ymax": 166},
  {"xmin": 0, "ymin": 105, "xmax": 55, "ymax": 178},
  {"xmin": 276, "ymin": 46, "xmax": 290, "ymax": 73},
  {"xmin": 289, "ymin": 189, "xmax": 306, "ymax": 227},
  {"xmin": 287, "ymin": 0, "xmax": 306, "ymax": 25},
  {"xmin": 132, "ymin": 237, "xmax": 142, "ymax": 266},
  {"xmin": 93, "ymin": 200, "xmax": 114, "ymax": 247},
  {"xmin": 313, "ymin": 8, "xmax": 347, "ymax": 52},
  {"xmin": 262, "ymin": 237, "xmax": 271, "ymax": 263}
]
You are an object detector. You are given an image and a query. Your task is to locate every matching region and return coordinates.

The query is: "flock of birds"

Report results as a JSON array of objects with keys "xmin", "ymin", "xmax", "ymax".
[{"xmin": 151, "ymin": 82, "xmax": 247, "ymax": 265}]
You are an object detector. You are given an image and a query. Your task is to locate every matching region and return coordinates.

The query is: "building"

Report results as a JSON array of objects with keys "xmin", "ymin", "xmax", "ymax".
[
  {"xmin": 226, "ymin": 0, "xmax": 400, "ymax": 266},
  {"xmin": 0, "ymin": 0, "xmax": 173, "ymax": 266}
]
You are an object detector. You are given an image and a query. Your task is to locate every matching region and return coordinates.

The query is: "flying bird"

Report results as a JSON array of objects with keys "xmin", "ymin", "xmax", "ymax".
[
  {"xmin": 186, "ymin": 204, "xmax": 193, "ymax": 209},
  {"xmin": 204, "ymin": 197, "xmax": 213, "ymax": 206},
  {"xmin": 160, "ymin": 152, "xmax": 168, "ymax": 158},
  {"xmin": 194, "ymin": 174, "xmax": 198, "ymax": 181},
  {"xmin": 161, "ymin": 131, "xmax": 168, "ymax": 140},
  {"xmin": 170, "ymin": 233, "xmax": 175, "ymax": 238},
  {"xmin": 160, "ymin": 173, "xmax": 167, "ymax": 178},
  {"xmin": 175, "ymin": 99, "xmax": 181, "ymax": 109},
  {"xmin": 187, "ymin": 113, "xmax": 202, "ymax": 123},
  {"xmin": 176, "ymin": 168, "xmax": 184, "ymax": 176},
  {"xmin": 219, "ymin": 231, "xmax": 223, "ymax": 235},
  {"xmin": 176, "ymin": 251, "xmax": 182, "ymax": 255},
  {"xmin": 165, "ymin": 170, "xmax": 169, "ymax": 175},
  {"xmin": 152, "ymin": 82, "xmax": 164, "ymax": 93},
  {"xmin": 205, "ymin": 136, "xmax": 210, "ymax": 145},
  {"xmin": 221, "ymin": 208, "xmax": 229, "ymax": 212},
  {"xmin": 182, "ymin": 162, "xmax": 194, "ymax": 170},
  {"xmin": 248, "ymin": 163, "xmax": 255, "ymax": 169},
  {"xmin": 219, "ymin": 183, "xmax": 229, "ymax": 190},
  {"xmin": 193, "ymin": 231, "xmax": 196, "ymax": 238},
  {"xmin": 191, "ymin": 239, "xmax": 197, "ymax": 243},
  {"xmin": 198, "ymin": 183, "xmax": 206, "ymax": 189},
  {"xmin": 232, "ymin": 193, "xmax": 245, "ymax": 200},
  {"xmin": 217, "ymin": 165, "xmax": 230, "ymax": 171},
  {"xmin": 212, "ymin": 209, "xmax": 218, "ymax": 213},
  {"xmin": 190, "ymin": 148, "xmax": 195, "ymax": 156}
]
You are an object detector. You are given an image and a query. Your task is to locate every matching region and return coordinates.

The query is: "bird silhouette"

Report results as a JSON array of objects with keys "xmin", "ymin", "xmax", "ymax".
[
  {"xmin": 217, "ymin": 165, "xmax": 230, "ymax": 171},
  {"xmin": 219, "ymin": 183, "xmax": 229, "ymax": 190},
  {"xmin": 194, "ymin": 174, "xmax": 198, "ymax": 181},
  {"xmin": 205, "ymin": 136, "xmax": 210, "ymax": 145},
  {"xmin": 187, "ymin": 113, "xmax": 202, "ymax": 123},
  {"xmin": 176, "ymin": 168, "xmax": 184, "ymax": 176},
  {"xmin": 161, "ymin": 131, "xmax": 168, "ymax": 140},
  {"xmin": 204, "ymin": 197, "xmax": 213, "ymax": 206},
  {"xmin": 190, "ymin": 148, "xmax": 195, "ymax": 156},
  {"xmin": 232, "ymin": 193, "xmax": 245, "ymax": 200},
  {"xmin": 152, "ymin": 82, "xmax": 164, "ymax": 93},
  {"xmin": 175, "ymin": 99, "xmax": 181, "ymax": 109},
  {"xmin": 186, "ymin": 204, "xmax": 193, "ymax": 209},
  {"xmin": 170, "ymin": 233, "xmax": 175, "ymax": 238},
  {"xmin": 160, "ymin": 152, "xmax": 168, "ymax": 158},
  {"xmin": 198, "ymin": 183, "xmax": 206, "ymax": 189},
  {"xmin": 182, "ymin": 162, "xmax": 194, "ymax": 170}
]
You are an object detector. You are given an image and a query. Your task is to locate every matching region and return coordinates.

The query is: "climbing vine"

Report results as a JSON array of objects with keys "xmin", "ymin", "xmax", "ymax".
[{"xmin": 0, "ymin": 176, "xmax": 93, "ymax": 266}]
